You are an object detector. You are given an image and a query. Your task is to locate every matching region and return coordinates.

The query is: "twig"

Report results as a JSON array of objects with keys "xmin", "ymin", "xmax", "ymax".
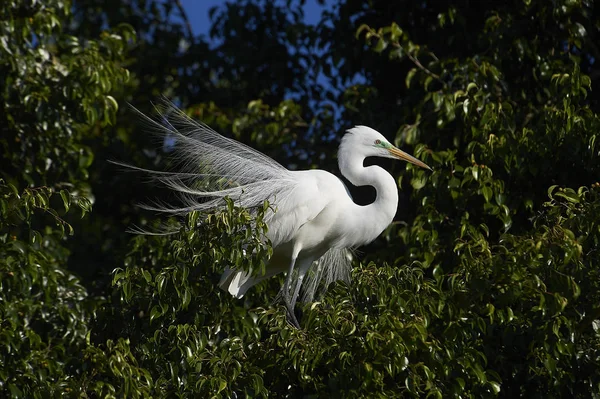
[
  {"xmin": 173, "ymin": 0, "xmax": 194, "ymax": 45},
  {"xmin": 364, "ymin": 27, "xmax": 444, "ymax": 86},
  {"xmin": 393, "ymin": 41, "xmax": 444, "ymax": 84}
]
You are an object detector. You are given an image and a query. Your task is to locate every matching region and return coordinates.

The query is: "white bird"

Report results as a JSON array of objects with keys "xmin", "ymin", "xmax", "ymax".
[{"xmin": 125, "ymin": 104, "xmax": 431, "ymax": 327}]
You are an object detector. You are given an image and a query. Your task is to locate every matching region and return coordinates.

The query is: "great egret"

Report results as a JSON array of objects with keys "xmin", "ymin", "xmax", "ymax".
[{"xmin": 125, "ymin": 105, "xmax": 431, "ymax": 327}]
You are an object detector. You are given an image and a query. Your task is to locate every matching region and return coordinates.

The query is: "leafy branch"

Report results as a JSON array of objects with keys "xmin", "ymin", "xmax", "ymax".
[{"xmin": 356, "ymin": 23, "xmax": 445, "ymax": 87}]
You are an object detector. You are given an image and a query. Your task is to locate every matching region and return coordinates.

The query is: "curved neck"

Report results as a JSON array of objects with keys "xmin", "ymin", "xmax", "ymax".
[{"xmin": 338, "ymin": 151, "xmax": 399, "ymax": 246}]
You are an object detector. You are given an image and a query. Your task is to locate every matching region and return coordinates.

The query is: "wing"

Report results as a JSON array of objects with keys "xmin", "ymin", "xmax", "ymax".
[{"xmin": 265, "ymin": 169, "xmax": 336, "ymax": 248}]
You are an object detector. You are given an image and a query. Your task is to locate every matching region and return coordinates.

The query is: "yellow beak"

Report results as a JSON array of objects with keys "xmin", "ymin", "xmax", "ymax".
[{"xmin": 388, "ymin": 147, "xmax": 432, "ymax": 171}]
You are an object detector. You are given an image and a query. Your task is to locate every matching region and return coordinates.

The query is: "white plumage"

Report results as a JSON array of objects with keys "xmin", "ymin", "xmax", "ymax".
[{"xmin": 124, "ymin": 103, "xmax": 431, "ymax": 327}]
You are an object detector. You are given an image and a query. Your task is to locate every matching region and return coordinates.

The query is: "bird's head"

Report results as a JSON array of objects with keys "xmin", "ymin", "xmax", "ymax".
[{"xmin": 342, "ymin": 126, "xmax": 432, "ymax": 170}]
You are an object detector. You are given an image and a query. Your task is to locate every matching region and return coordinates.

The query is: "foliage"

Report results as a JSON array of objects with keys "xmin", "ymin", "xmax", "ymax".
[
  {"xmin": 0, "ymin": 0, "xmax": 131, "ymax": 395},
  {"xmin": 0, "ymin": 180, "xmax": 93, "ymax": 395},
  {"xmin": 1, "ymin": 0, "xmax": 599, "ymax": 397}
]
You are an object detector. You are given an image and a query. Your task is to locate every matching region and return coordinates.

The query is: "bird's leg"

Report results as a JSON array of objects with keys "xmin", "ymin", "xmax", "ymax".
[
  {"xmin": 290, "ymin": 269, "xmax": 306, "ymax": 315},
  {"xmin": 283, "ymin": 255, "xmax": 300, "ymax": 328}
]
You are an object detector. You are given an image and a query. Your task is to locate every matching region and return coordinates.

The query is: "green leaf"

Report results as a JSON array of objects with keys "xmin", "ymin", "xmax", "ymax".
[
  {"xmin": 489, "ymin": 381, "xmax": 501, "ymax": 394},
  {"xmin": 390, "ymin": 22, "xmax": 403, "ymax": 41},
  {"xmin": 406, "ymin": 68, "xmax": 417, "ymax": 88},
  {"xmin": 356, "ymin": 23, "xmax": 371, "ymax": 39},
  {"xmin": 554, "ymin": 189, "xmax": 580, "ymax": 203},
  {"xmin": 462, "ymin": 98, "xmax": 470, "ymax": 115},
  {"xmin": 142, "ymin": 269, "xmax": 152, "ymax": 283},
  {"xmin": 482, "ymin": 186, "xmax": 493, "ymax": 202},
  {"xmin": 182, "ymin": 288, "xmax": 192, "ymax": 309},
  {"xmin": 411, "ymin": 175, "xmax": 427, "ymax": 190},
  {"xmin": 374, "ymin": 37, "xmax": 388, "ymax": 53},
  {"xmin": 60, "ymin": 190, "xmax": 70, "ymax": 212}
]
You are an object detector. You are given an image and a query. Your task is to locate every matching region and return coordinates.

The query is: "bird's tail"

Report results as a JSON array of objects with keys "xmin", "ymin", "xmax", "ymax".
[
  {"xmin": 218, "ymin": 268, "xmax": 249, "ymax": 298},
  {"xmin": 112, "ymin": 100, "xmax": 295, "ymax": 221},
  {"xmin": 218, "ymin": 267, "xmax": 285, "ymax": 298},
  {"xmin": 301, "ymin": 247, "xmax": 353, "ymax": 303}
]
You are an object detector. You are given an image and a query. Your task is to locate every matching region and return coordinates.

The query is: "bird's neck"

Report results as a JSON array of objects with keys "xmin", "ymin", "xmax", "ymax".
[{"xmin": 338, "ymin": 153, "xmax": 399, "ymax": 246}]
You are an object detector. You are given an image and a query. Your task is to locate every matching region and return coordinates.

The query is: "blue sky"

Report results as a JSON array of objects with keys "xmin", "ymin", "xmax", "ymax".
[{"xmin": 179, "ymin": 0, "xmax": 327, "ymax": 37}]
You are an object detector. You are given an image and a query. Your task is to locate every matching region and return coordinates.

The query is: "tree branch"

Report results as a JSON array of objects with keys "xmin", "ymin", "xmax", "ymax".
[
  {"xmin": 400, "ymin": 44, "xmax": 442, "ymax": 82},
  {"xmin": 173, "ymin": 0, "xmax": 194, "ymax": 45}
]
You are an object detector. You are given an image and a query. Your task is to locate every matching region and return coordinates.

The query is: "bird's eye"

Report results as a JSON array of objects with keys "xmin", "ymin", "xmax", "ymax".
[{"xmin": 374, "ymin": 139, "xmax": 381, "ymax": 145}]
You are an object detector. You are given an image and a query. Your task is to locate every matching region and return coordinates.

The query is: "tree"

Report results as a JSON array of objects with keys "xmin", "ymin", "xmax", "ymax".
[
  {"xmin": 1, "ymin": 0, "xmax": 599, "ymax": 397},
  {"xmin": 0, "ymin": 0, "xmax": 132, "ymax": 395}
]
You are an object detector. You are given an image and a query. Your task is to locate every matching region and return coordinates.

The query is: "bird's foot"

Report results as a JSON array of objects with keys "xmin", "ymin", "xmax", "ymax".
[
  {"xmin": 283, "ymin": 297, "xmax": 300, "ymax": 328},
  {"xmin": 286, "ymin": 308, "xmax": 300, "ymax": 329}
]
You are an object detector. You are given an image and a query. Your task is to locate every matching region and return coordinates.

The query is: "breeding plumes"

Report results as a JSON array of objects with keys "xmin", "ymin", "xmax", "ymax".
[{"xmin": 122, "ymin": 103, "xmax": 431, "ymax": 327}]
